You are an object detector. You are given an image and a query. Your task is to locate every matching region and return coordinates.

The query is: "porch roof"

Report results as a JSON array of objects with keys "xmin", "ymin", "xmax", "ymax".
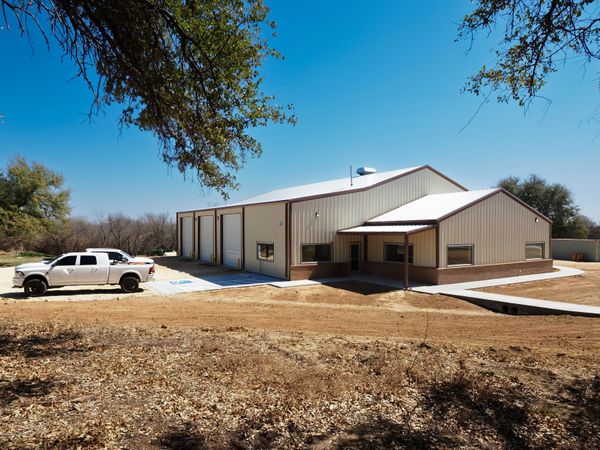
[
  {"xmin": 366, "ymin": 188, "xmax": 499, "ymax": 224},
  {"xmin": 337, "ymin": 224, "xmax": 433, "ymax": 235}
]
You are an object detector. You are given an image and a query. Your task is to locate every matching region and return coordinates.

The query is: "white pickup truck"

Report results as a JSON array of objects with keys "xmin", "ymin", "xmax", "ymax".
[{"xmin": 12, "ymin": 252, "xmax": 155, "ymax": 297}]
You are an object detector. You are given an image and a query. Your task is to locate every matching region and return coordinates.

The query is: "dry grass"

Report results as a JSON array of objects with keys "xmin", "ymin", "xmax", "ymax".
[
  {"xmin": 1, "ymin": 322, "xmax": 598, "ymax": 449},
  {"xmin": 0, "ymin": 252, "xmax": 49, "ymax": 268}
]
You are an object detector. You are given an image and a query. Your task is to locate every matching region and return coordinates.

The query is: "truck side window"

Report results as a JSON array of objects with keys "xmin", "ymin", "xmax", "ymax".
[
  {"xmin": 56, "ymin": 256, "xmax": 77, "ymax": 266},
  {"xmin": 79, "ymin": 255, "xmax": 97, "ymax": 265},
  {"xmin": 108, "ymin": 252, "xmax": 123, "ymax": 261}
]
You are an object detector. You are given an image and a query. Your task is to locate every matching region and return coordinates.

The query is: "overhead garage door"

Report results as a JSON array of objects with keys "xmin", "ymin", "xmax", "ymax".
[
  {"xmin": 222, "ymin": 213, "xmax": 241, "ymax": 269},
  {"xmin": 199, "ymin": 215, "xmax": 214, "ymax": 263},
  {"xmin": 181, "ymin": 217, "xmax": 193, "ymax": 258}
]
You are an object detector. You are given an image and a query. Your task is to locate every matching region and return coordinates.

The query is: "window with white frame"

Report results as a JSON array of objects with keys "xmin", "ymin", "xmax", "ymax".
[{"xmin": 257, "ymin": 242, "xmax": 274, "ymax": 261}]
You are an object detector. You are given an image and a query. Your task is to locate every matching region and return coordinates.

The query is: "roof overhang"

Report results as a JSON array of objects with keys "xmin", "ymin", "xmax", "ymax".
[{"xmin": 337, "ymin": 224, "xmax": 435, "ymax": 235}]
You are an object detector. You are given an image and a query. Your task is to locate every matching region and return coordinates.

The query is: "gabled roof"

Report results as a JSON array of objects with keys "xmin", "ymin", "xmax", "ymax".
[
  {"xmin": 221, "ymin": 166, "xmax": 424, "ymax": 208},
  {"xmin": 366, "ymin": 189, "xmax": 501, "ymax": 224},
  {"xmin": 184, "ymin": 165, "xmax": 466, "ymax": 212}
]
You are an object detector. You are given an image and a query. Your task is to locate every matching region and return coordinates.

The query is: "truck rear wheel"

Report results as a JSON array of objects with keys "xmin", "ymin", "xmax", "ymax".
[
  {"xmin": 24, "ymin": 278, "xmax": 47, "ymax": 297},
  {"xmin": 120, "ymin": 276, "xmax": 139, "ymax": 293}
]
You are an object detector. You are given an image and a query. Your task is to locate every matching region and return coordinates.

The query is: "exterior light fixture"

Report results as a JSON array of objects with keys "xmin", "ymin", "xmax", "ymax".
[
  {"xmin": 534, "ymin": 217, "xmax": 539, "ymax": 223},
  {"xmin": 315, "ymin": 212, "xmax": 320, "ymax": 219}
]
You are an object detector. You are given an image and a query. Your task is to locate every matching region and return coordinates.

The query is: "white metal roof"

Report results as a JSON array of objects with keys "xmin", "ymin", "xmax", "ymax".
[
  {"xmin": 367, "ymin": 188, "xmax": 500, "ymax": 224},
  {"xmin": 338, "ymin": 224, "xmax": 432, "ymax": 234},
  {"xmin": 210, "ymin": 166, "xmax": 425, "ymax": 208}
]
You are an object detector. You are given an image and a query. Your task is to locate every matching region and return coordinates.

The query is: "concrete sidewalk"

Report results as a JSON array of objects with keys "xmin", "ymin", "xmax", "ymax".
[
  {"xmin": 412, "ymin": 266, "xmax": 583, "ymax": 294},
  {"xmin": 410, "ymin": 265, "xmax": 598, "ymax": 317}
]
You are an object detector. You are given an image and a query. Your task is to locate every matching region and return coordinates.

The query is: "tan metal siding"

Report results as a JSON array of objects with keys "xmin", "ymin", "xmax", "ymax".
[
  {"xmin": 291, "ymin": 168, "xmax": 462, "ymax": 264},
  {"xmin": 439, "ymin": 192, "xmax": 550, "ymax": 267},
  {"xmin": 365, "ymin": 229, "xmax": 436, "ymax": 267},
  {"xmin": 334, "ymin": 233, "xmax": 360, "ymax": 262},
  {"xmin": 243, "ymin": 203, "xmax": 286, "ymax": 279}
]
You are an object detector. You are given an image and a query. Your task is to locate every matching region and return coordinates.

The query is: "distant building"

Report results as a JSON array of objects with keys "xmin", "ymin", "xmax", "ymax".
[{"xmin": 177, "ymin": 165, "xmax": 552, "ymax": 286}]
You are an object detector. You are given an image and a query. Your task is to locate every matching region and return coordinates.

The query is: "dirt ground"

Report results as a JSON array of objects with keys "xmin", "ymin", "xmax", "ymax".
[
  {"xmin": 2, "ymin": 282, "xmax": 600, "ymax": 353},
  {"xmin": 479, "ymin": 260, "xmax": 600, "ymax": 307},
  {"xmin": 1, "ymin": 259, "xmax": 599, "ymax": 448}
]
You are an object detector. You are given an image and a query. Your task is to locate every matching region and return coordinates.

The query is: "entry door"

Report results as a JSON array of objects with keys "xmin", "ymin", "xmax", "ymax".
[
  {"xmin": 76, "ymin": 254, "xmax": 108, "ymax": 284},
  {"xmin": 350, "ymin": 243, "xmax": 361, "ymax": 271},
  {"xmin": 48, "ymin": 255, "xmax": 79, "ymax": 285},
  {"xmin": 199, "ymin": 215, "xmax": 214, "ymax": 263},
  {"xmin": 222, "ymin": 213, "xmax": 242, "ymax": 269}
]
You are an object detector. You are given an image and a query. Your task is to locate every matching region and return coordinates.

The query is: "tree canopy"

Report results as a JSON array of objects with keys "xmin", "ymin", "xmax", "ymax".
[
  {"xmin": 459, "ymin": 0, "xmax": 600, "ymax": 107},
  {"xmin": 0, "ymin": 157, "xmax": 71, "ymax": 249},
  {"xmin": 2, "ymin": 0, "xmax": 294, "ymax": 197},
  {"xmin": 498, "ymin": 174, "xmax": 588, "ymax": 237}
]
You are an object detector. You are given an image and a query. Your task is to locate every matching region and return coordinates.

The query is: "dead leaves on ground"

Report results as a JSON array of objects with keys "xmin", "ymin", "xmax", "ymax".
[{"xmin": 0, "ymin": 323, "xmax": 598, "ymax": 449}]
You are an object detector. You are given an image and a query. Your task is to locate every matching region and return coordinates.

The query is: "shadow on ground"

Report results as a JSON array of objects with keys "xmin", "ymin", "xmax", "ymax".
[
  {"xmin": 0, "ymin": 329, "xmax": 91, "ymax": 358},
  {"xmin": 154, "ymin": 256, "xmax": 230, "ymax": 278},
  {"xmin": 324, "ymin": 280, "xmax": 397, "ymax": 296},
  {"xmin": 0, "ymin": 287, "xmax": 147, "ymax": 300},
  {"xmin": 0, "ymin": 377, "xmax": 59, "ymax": 407}
]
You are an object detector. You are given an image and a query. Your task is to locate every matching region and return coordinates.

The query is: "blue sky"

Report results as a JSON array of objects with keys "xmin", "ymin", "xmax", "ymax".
[{"xmin": 1, "ymin": 1, "xmax": 599, "ymax": 220}]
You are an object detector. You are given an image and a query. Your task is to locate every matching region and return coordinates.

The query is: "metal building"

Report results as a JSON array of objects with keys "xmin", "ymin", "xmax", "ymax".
[
  {"xmin": 176, "ymin": 165, "xmax": 553, "ymax": 286},
  {"xmin": 552, "ymin": 239, "xmax": 600, "ymax": 262}
]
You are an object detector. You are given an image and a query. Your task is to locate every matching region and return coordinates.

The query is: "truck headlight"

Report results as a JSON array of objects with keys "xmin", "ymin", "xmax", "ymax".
[{"xmin": 15, "ymin": 271, "xmax": 24, "ymax": 277}]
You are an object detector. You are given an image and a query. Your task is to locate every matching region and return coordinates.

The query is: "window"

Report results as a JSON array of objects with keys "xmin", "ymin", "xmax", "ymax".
[
  {"xmin": 526, "ymin": 242, "xmax": 544, "ymax": 260},
  {"xmin": 108, "ymin": 252, "xmax": 125, "ymax": 261},
  {"xmin": 384, "ymin": 243, "xmax": 414, "ymax": 263},
  {"xmin": 79, "ymin": 255, "xmax": 97, "ymax": 266},
  {"xmin": 301, "ymin": 244, "xmax": 332, "ymax": 263},
  {"xmin": 447, "ymin": 245, "xmax": 473, "ymax": 266},
  {"xmin": 257, "ymin": 242, "xmax": 274, "ymax": 261},
  {"xmin": 56, "ymin": 255, "xmax": 77, "ymax": 266}
]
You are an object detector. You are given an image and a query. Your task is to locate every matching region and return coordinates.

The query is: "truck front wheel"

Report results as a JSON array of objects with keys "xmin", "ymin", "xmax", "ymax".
[
  {"xmin": 120, "ymin": 276, "xmax": 139, "ymax": 293},
  {"xmin": 24, "ymin": 278, "xmax": 48, "ymax": 297}
]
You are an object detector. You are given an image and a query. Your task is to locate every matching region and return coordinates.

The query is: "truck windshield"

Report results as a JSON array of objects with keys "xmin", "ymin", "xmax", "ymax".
[{"xmin": 44, "ymin": 255, "xmax": 64, "ymax": 265}]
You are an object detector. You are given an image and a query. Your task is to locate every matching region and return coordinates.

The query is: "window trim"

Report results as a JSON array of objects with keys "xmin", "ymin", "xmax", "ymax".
[
  {"xmin": 300, "ymin": 243, "xmax": 333, "ymax": 264},
  {"xmin": 383, "ymin": 242, "xmax": 414, "ymax": 264},
  {"xmin": 447, "ymin": 244, "xmax": 474, "ymax": 267},
  {"xmin": 55, "ymin": 255, "xmax": 78, "ymax": 266},
  {"xmin": 525, "ymin": 241, "xmax": 545, "ymax": 260},
  {"xmin": 257, "ymin": 241, "xmax": 275, "ymax": 262}
]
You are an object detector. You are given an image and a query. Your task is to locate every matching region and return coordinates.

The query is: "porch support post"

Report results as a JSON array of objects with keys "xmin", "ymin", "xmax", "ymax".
[{"xmin": 403, "ymin": 233, "xmax": 409, "ymax": 290}]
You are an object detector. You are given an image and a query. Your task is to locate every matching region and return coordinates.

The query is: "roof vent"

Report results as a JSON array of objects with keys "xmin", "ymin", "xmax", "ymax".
[{"xmin": 356, "ymin": 167, "xmax": 376, "ymax": 176}]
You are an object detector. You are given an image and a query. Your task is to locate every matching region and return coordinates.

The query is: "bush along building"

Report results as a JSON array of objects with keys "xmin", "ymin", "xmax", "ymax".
[{"xmin": 177, "ymin": 165, "xmax": 552, "ymax": 287}]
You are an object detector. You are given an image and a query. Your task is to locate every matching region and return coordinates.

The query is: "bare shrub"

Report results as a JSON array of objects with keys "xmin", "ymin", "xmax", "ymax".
[{"xmin": 36, "ymin": 213, "xmax": 175, "ymax": 256}]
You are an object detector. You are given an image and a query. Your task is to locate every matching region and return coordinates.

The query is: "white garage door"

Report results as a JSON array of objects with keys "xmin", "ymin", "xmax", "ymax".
[
  {"xmin": 199, "ymin": 215, "xmax": 214, "ymax": 263},
  {"xmin": 181, "ymin": 217, "xmax": 193, "ymax": 258},
  {"xmin": 222, "ymin": 213, "xmax": 241, "ymax": 269}
]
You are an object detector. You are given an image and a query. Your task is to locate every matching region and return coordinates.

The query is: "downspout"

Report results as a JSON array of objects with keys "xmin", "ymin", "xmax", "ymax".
[{"xmin": 403, "ymin": 233, "xmax": 409, "ymax": 290}]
